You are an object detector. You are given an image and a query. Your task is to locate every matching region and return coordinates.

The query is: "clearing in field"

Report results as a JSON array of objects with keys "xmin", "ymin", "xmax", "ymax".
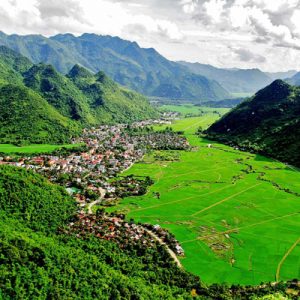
[{"xmin": 108, "ymin": 107, "xmax": 300, "ymax": 285}]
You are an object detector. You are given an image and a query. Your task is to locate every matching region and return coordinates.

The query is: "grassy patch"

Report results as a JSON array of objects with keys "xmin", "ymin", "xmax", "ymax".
[
  {"xmin": 108, "ymin": 107, "xmax": 300, "ymax": 285},
  {"xmin": 159, "ymin": 104, "xmax": 229, "ymax": 117},
  {"xmin": 0, "ymin": 143, "xmax": 82, "ymax": 154}
]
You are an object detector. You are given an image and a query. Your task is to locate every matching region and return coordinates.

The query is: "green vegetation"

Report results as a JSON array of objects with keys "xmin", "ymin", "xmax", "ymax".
[
  {"xmin": 0, "ymin": 164, "xmax": 203, "ymax": 299},
  {"xmin": 0, "ymin": 46, "xmax": 157, "ymax": 145},
  {"xmin": 159, "ymin": 104, "xmax": 229, "ymax": 117},
  {"xmin": 0, "ymin": 143, "xmax": 81, "ymax": 154},
  {"xmin": 207, "ymin": 80, "xmax": 300, "ymax": 167},
  {"xmin": 0, "ymin": 109, "xmax": 298, "ymax": 298},
  {"xmin": 0, "ymin": 165, "xmax": 77, "ymax": 232},
  {"xmin": 0, "ymin": 32, "xmax": 230, "ymax": 101},
  {"xmin": 0, "ymin": 84, "xmax": 79, "ymax": 144},
  {"xmin": 108, "ymin": 107, "xmax": 300, "ymax": 285}
]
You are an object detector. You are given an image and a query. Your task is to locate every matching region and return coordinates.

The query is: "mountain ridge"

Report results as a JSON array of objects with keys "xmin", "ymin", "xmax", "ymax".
[
  {"xmin": 0, "ymin": 45, "xmax": 158, "ymax": 144},
  {"xmin": 178, "ymin": 61, "xmax": 283, "ymax": 94},
  {"xmin": 206, "ymin": 79, "xmax": 300, "ymax": 167},
  {"xmin": 0, "ymin": 31, "xmax": 230, "ymax": 101}
]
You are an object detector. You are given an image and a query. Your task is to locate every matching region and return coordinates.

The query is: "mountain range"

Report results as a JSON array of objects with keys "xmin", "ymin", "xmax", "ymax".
[
  {"xmin": 286, "ymin": 71, "xmax": 300, "ymax": 86},
  {"xmin": 206, "ymin": 80, "xmax": 300, "ymax": 167},
  {"xmin": 0, "ymin": 46, "xmax": 157, "ymax": 144},
  {"xmin": 0, "ymin": 31, "xmax": 230, "ymax": 102},
  {"xmin": 179, "ymin": 61, "xmax": 297, "ymax": 94}
]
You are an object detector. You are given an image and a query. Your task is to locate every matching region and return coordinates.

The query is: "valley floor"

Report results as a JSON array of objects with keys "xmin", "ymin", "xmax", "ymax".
[{"xmin": 108, "ymin": 111, "xmax": 300, "ymax": 285}]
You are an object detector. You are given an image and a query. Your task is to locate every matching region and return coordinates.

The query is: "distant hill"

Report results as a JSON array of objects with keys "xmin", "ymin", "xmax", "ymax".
[
  {"xmin": 0, "ymin": 84, "xmax": 80, "ymax": 144},
  {"xmin": 0, "ymin": 31, "xmax": 229, "ymax": 101},
  {"xmin": 200, "ymin": 97, "xmax": 245, "ymax": 108},
  {"xmin": 266, "ymin": 70, "xmax": 297, "ymax": 80},
  {"xmin": 206, "ymin": 80, "xmax": 300, "ymax": 167},
  {"xmin": 0, "ymin": 46, "xmax": 158, "ymax": 144},
  {"xmin": 286, "ymin": 72, "xmax": 300, "ymax": 86},
  {"xmin": 179, "ymin": 61, "xmax": 273, "ymax": 94}
]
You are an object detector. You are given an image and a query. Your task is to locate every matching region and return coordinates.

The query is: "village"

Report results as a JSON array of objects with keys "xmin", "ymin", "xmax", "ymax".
[{"xmin": 0, "ymin": 117, "xmax": 187, "ymax": 257}]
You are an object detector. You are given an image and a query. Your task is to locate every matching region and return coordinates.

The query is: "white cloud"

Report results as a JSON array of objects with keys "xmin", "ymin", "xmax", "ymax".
[{"xmin": 0, "ymin": 0, "xmax": 300, "ymax": 71}]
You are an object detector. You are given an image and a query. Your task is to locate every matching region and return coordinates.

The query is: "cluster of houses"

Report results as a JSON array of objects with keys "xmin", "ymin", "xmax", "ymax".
[
  {"xmin": 144, "ymin": 223, "xmax": 184, "ymax": 256},
  {"xmin": 64, "ymin": 213, "xmax": 159, "ymax": 251},
  {"xmin": 0, "ymin": 120, "xmax": 189, "ymax": 208},
  {"xmin": 1, "ymin": 119, "xmax": 187, "ymax": 259},
  {"xmin": 64, "ymin": 211, "xmax": 184, "ymax": 257}
]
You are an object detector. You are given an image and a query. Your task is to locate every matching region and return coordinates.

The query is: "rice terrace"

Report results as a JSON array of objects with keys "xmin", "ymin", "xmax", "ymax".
[{"xmin": 108, "ymin": 105, "xmax": 300, "ymax": 285}]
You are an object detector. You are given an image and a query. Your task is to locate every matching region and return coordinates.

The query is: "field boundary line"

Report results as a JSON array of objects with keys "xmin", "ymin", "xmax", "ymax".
[
  {"xmin": 192, "ymin": 183, "xmax": 262, "ymax": 216},
  {"xmin": 131, "ymin": 184, "xmax": 233, "ymax": 213},
  {"xmin": 276, "ymin": 236, "xmax": 300, "ymax": 282},
  {"xmin": 181, "ymin": 211, "xmax": 299, "ymax": 244}
]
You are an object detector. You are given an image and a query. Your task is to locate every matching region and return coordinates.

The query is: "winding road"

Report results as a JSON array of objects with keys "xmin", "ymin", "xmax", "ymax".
[
  {"xmin": 144, "ymin": 228, "xmax": 182, "ymax": 268},
  {"xmin": 87, "ymin": 188, "xmax": 106, "ymax": 214}
]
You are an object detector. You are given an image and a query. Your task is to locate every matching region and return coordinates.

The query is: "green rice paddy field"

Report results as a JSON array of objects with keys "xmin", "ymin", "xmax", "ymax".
[{"xmin": 109, "ymin": 106, "xmax": 300, "ymax": 285}]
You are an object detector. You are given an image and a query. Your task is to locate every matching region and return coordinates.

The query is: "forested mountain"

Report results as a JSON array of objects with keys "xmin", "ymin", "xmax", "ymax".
[
  {"xmin": 0, "ymin": 46, "xmax": 157, "ymax": 144},
  {"xmin": 179, "ymin": 61, "xmax": 274, "ymax": 94},
  {"xmin": 0, "ymin": 165, "xmax": 201, "ymax": 299},
  {"xmin": 286, "ymin": 72, "xmax": 300, "ymax": 86},
  {"xmin": 0, "ymin": 31, "xmax": 229, "ymax": 101},
  {"xmin": 207, "ymin": 80, "xmax": 300, "ymax": 167}
]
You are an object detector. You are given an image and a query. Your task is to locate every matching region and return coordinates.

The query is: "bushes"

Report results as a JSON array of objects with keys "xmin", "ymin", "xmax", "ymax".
[{"xmin": 0, "ymin": 165, "xmax": 77, "ymax": 233}]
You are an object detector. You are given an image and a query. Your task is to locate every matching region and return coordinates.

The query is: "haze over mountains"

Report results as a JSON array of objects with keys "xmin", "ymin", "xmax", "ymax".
[
  {"xmin": 286, "ymin": 72, "xmax": 300, "ymax": 86},
  {"xmin": 0, "ymin": 31, "xmax": 230, "ymax": 102},
  {"xmin": 179, "ymin": 61, "xmax": 297, "ymax": 94}
]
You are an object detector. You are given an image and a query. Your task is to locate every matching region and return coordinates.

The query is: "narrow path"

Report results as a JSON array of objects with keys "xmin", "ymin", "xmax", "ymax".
[
  {"xmin": 276, "ymin": 236, "xmax": 300, "ymax": 282},
  {"xmin": 131, "ymin": 184, "xmax": 232, "ymax": 213},
  {"xmin": 192, "ymin": 183, "xmax": 262, "ymax": 216},
  {"xmin": 181, "ymin": 211, "xmax": 300, "ymax": 244},
  {"xmin": 87, "ymin": 188, "xmax": 106, "ymax": 214},
  {"xmin": 144, "ymin": 228, "xmax": 182, "ymax": 268}
]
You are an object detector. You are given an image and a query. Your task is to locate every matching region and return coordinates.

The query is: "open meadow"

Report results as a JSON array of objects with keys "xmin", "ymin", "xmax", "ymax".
[
  {"xmin": 109, "ymin": 107, "xmax": 300, "ymax": 285},
  {"xmin": 0, "ymin": 143, "xmax": 82, "ymax": 154}
]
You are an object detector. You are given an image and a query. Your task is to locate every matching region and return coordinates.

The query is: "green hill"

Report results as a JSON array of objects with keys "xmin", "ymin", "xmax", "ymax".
[
  {"xmin": 0, "ymin": 32, "xmax": 230, "ymax": 101},
  {"xmin": 206, "ymin": 80, "xmax": 300, "ymax": 167},
  {"xmin": 0, "ymin": 165, "xmax": 76, "ymax": 232},
  {"xmin": 0, "ymin": 46, "xmax": 32, "ymax": 85},
  {"xmin": 0, "ymin": 165, "xmax": 294, "ymax": 299},
  {"xmin": 0, "ymin": 84, "xmax": 79, "ymax": 144},
  {"xmin": 0, "ymin": 165, "xmax": 202, "ymax": 299},
  {"xmin": 67, "ymin": 64, "xmax": 158, "ymax": 123},
  {"xmin": 0, "ymin": 46, "xmax": 158, "ymax": 144}
]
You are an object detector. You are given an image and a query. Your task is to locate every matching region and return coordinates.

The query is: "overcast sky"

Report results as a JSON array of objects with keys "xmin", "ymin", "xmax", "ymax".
[{"xmin": 1, "ymin": 0, "xmax": 300, "ymax": 71}]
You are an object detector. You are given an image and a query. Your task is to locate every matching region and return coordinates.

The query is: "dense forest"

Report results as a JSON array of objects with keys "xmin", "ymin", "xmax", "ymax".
[
  {"xmin": 0, "ymin": 46, "xmax": 158, "ymax": 145},
  {"xmin": 0, "ymin": 165, "xmax": 298, "ymax": 299},
  {"xmin": 207, "ymin": 80, "xmax": 300, "ymax": 168}
]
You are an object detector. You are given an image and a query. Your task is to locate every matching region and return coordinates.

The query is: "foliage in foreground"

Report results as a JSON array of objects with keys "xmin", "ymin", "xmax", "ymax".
[{"xmin": 0, "ymin": 165, "xmax": 298, "ymax": 299}]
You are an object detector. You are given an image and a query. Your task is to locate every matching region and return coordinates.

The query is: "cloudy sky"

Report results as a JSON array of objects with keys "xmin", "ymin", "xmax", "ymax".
[{"xmin": 1, "ymin": 0, "xmax": 300, "ymax": 71}]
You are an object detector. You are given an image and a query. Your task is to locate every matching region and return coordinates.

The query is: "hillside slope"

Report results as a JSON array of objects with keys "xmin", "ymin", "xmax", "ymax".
[
  {"xmin": 0, "ymin": 165, "xmax": 202, "ymax": 299},
  {"xmin": 0, "ymin": 31, "xmax": 229, "ymax": 101},
  {"xmin": 0, "ymin": 84, "xmax": 79, "ymax": 144},
  {"xmin": 179, "ymin": 61, "xmax": 273, "ymax": 94},
  {"xmin": 0, "ymin": 46, "xmax": 158, "ymax": 144},
  {"xmin": 286, "ymin": 72, "xmax": 300, "ymax": 86},
  {"xmin": 206, "ymin": 80, "xmax": 300, "ymax": 167}
]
